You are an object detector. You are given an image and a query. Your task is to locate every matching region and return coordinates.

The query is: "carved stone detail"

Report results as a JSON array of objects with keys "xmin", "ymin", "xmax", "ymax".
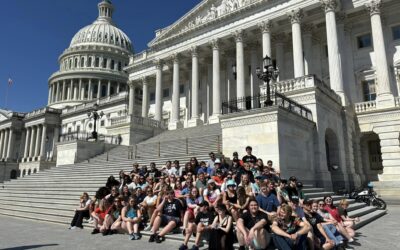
[
  {"xmin": 233, "ymin": 29, "xmax": 245, "ymax": 42},
  {"xmin": 259, "ymin": 20, "xmax": 272, "ymax": 33},
  {"xmin": 170, "ymin": 53, "xmax": 180, "ymax": 63},
  {"xmin": 287, "ymin": 9, "xmax": 304, "ymax": 24},
  {"xmin": 190, "ymin": 46, "xmax": 198, "ymax": 57},
  {"xmin": 210, "ymin": 39, "xmax": 220, "ymax": 50},
  {"xmin": 154, "ymin": 59, "xmax": 163, "ymax": 69},
  {"xmin": 320, "ymin": 0, "xmax": 338, "ymax": 13},
  {"xmin": 365, "ymin": 0, "xmax": 382, "ymax": 16},
  {"xmin": 221, "ymin": 113, "xmax": 278, "ymax": 128}
]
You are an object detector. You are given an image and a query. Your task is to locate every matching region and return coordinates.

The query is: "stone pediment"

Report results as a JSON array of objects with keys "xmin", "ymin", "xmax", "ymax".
[
  {"xmin": 149, "ymin": 0, "xmax": 258, "ymax": 47},
  {"xmin": 0, "ymin": 109, "xmax": 11, "ymax": 122}
]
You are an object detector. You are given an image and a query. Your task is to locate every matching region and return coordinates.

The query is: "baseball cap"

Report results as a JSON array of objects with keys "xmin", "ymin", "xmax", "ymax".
[
  {"xmin": 289, "ymin": 176, "xmax": 297, "ymax": 182},
  {"xmin": 215, "ymin": 158, "xmax": 221, "ymax": 164},
  {"xmin": 226, "ymin": 179, "xmax": 236, "ymax": 187}
]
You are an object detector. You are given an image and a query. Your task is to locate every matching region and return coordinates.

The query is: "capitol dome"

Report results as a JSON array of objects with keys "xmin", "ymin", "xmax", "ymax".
[{"xmin": 69, "ymin": 0, "xmax": 133, "ymax": 53}]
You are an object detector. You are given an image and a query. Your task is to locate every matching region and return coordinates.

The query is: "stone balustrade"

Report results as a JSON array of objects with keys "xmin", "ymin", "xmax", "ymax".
[
  {"xmin": 110, "ymin": 116, "xmax": 130, "ymax": 126},
  {"xmin": 354, "ymin": 100, "xmax": 377, "ymax": 113},
  {"xmin": 25, "ymin": 107, "xmax": 60, "ymax": 119}
]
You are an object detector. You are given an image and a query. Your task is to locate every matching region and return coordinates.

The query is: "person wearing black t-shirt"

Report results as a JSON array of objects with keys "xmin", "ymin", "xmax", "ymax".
[
  {"xmin": 242, "ymin": 146, "xmax": 258, "ymax": 164},
  {"xmin": 149, "ymin": 189, "xmax": 184, "ymax": 244},
  {"xmin": 236, "ymin": 199, "xmax": 271, "ymax": 250},
  {"xmin": 180, "ymin": 201, "xmax": 215, "ymax": 250},
  {"xmin": 303, "ymin": 200, "xmax": 335, "ymax": 250}
]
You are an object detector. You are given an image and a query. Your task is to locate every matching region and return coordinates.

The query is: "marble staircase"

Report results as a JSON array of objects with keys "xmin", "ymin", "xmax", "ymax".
[{"xmin": 0, "ymin": 124, "xmax": 387, "ymax": 243}]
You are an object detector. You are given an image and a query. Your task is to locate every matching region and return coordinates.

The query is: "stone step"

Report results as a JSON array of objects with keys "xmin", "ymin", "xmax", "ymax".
[
  {"xmin": 0, "ymin": 200, "xmax": 75, "ymax": 211},
  {"xmin": 0, "ymin": 190, "xmax": 97, "ymax": 196},
  {"xmin": 0, "ymin": 203, "xmax": 74, "ymax": 219},
  {"xmin": 348, "ymin": 205, "xmax": 377, "ymax": 218},
  {"xmin": 0, "ymin": 195, "xmax": 87, "ymax": 204},
  {"xmin": 354, "ymin": 209, "xmax": 387, "ymax": 229},
  {"xmin": 304, "ymin": 191, "xmax": 335, "ymax": 199},
  {"xmin": 0, "ymin": 193, "xmax": 93, "ymax": 200}
]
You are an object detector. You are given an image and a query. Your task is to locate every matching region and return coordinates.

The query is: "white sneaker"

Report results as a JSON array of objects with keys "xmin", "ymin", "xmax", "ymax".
[
  {"xmin": 348, "ymin": 238, "xmax": 354, "ymax": 243},
  {"xmin": 144, "ymin": 225, "xmax": 151, "ymax": 231},
  {"xmin": 69, "ymin": 226, "xmax": 77, "ymax": 230},
  {"xmin": 88, "ymin": 218, "xmax": 94, "ymax": 224}
]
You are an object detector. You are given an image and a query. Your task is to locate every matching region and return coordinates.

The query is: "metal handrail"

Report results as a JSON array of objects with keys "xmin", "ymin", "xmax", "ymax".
[{"xmin": 221, "ymin": 92, "xmax": 313, "ymax": 121}]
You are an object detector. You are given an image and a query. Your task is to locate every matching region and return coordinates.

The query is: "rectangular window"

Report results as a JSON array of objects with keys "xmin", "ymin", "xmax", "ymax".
[
  {"xmin": 392, "ymin": 25, "xmax": 400, "ymax": 41},
  {"xmin": 150, "ymin": 92, "xmax": 155, "ymax": 102},
  {"xmin": 76, "ymin": 125, "xmax": 80, "ymax": 133},
  {"xmin": 362, "ymin": 80, "xmax": 376, "ymax": 101},
  {"xmin": 179, "ymin": 85, "xmax": 185, "ymax": 95},
  {"xmin": 100, "ymin": 120, "xmax": 105, "ymax": 127},
  {"xmin": 163, "ymin": 88, "xmax": 170, "ymax": 98},
  {"xmin": 357, "ymin": 34, "xmax": 372, "ymax": 49}
]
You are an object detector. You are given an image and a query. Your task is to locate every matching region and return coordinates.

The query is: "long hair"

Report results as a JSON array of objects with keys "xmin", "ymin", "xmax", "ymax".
[{"xmin": 237, "ymin": 186, "xmax": 247, "ymax": 206}]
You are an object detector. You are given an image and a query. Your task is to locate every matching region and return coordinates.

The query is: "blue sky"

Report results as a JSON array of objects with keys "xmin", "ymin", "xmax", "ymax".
[{"xmin": 0, "ymin": 0, "xmax": 200, "ymax": 112}]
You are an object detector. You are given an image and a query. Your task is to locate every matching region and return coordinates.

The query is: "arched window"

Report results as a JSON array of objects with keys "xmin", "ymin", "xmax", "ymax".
[
  {"xmin": 118, "ymin": 62, "xmax": 122, "ymax": 71},
  {"xmin": 80, "ymin": 57, "xmax": 85, "ymax": 67},
  {"xmin": 88, "ymin": 57, "xmax": 92, "ymax": 67},
  {"xmin": 95, "ymin": 57, "xmax": 100, "ymax": 67},
  {"xmin": 33, "ymin": 169, "xmax": 37, "ymax": 174},
  {"xmin": 22, "ymin": 169, "xmax": 26, "ymax": 177},
  {"xmin": 28, "ymin": 169, "xmax": 31, "ymax": 175},
  {"xmin": 69, "ymin": 59, "xmax": 72, "ymax": 69},
  {"xmin": 110, "ymin": 87, "xmax": 115, "ymax": 96},
  {"xmin": 74, "ymin": 58, "xmax": 78, "ymax": 68}
]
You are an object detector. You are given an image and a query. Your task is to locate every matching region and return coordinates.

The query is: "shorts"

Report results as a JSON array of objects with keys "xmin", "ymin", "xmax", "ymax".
[
  {"xmin": 160, "ymin": 215, "xmax": 181, "ymax": 227},
  {"xmin": 252, "ymin": 229, "xmax": 270, "ymax": 249}
]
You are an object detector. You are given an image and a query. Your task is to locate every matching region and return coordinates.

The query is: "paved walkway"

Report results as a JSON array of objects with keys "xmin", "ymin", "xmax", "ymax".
[{"xmin": 0, "ymin": 205, "xmax": 398, "ymax": 250}]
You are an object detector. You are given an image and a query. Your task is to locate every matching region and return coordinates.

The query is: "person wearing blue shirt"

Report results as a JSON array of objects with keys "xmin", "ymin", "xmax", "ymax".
[{"xmin": 256, "ymin": 182, "xmax": 280, "ymax": 217}]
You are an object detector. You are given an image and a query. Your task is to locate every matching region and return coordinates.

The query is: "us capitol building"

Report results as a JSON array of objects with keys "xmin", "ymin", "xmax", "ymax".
[{"xmin": 0, "ymin": 0, "xmax": 399, "ymax": 195}]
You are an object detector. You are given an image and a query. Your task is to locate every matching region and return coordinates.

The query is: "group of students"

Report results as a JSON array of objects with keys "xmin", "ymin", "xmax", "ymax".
[{"xmin": 69, "ymin": 146, "xmax": 359, "ymax": 250}]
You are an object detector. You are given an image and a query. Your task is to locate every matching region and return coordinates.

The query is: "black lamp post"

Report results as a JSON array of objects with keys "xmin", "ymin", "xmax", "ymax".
[
  {"xmin": 87, "ymin": 103, "xmax": 104, "ymax": 141},
  {"xmin": 256, "ymin": 55, "xmax": 279, "ymax": 106}
]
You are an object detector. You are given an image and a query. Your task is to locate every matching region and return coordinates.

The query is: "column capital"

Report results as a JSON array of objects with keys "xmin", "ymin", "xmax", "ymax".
[
  {"xmin": 153, "ymin": 58, "xmax": 163, "ymax": 69},
  {"xmin": 365, "ymin": 0, "xmax": 382, "ymax": 16},
  {"xmin": 170, "ymin": 53, "xmax": 180, "ymax": 63},
  {"xmin": 127, "ymin": 80, "xmax": 135, "ymax": 88},
  {"xmin": 232, "ymin": 29, "xmax": 245, "ymax": 42},
  {"xmin": 258, "ymin": 20, "xmax": 272, "ymax": 33},
  {"xmin": 190, "ymin": 46, "xmax": 198, "ymax": 57},
  {"xmin": 336, "ymin": 11, "xmax": 347, "ymax": 25},
  {"xmin": 287, "ymin": 9, "xmax": 304, "ymax": 24},
  {"xmin": 320, "ymin": 0, "xmax": 338, "ymax": 13},
  {"xmin": 210, "ymin": 38, "xmax": 220, "ymax": 50}
]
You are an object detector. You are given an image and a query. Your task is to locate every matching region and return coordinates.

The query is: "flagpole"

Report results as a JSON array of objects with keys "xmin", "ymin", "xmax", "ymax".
[{"xmin": 5, "ymin": 84, "xmax": 9, "ymax": 109}]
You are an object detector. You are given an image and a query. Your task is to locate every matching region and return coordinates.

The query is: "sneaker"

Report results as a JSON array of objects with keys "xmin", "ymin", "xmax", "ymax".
[
  {"xmin": 155, "ymin": 235, "xmax": 165, "ymax": 243},
  {"xmin": 133, "ymin": 233, "xmax": 141, "ymax": 240},
  {"xmin": 144, "ymin": 225, "xmax": 152, "ymax": 231},
  {"xmin": 129, "ymin": 234, "xmax": 136, "ymax": 240},
  {"xmin": 88, "ymin": 218, "xmax": 94, "ymax": 224},
  {"xmin": 137, "ymin": 233, "xmax": 142, "ymax": 240},
  {"xmin": 149, "ymin": 234, "xmax": 157, "ymax": 242},
  {"xmin": 348, "ymin": 238, "xmax": 354, "ymax": 243},
  {"xmin": 179, "ymin": 244, "xmax": 188, "ymax": 250},
  {"xmin": 191, "ymin": 245, "xmax": 199, "ymax": 250},
  {"xmin": 102, "ymin": 230, "xmax": 110, "ymax": 236},
  {"xmin": 91, "ymin": 229, "xmax": 100, "ymax": 234}
]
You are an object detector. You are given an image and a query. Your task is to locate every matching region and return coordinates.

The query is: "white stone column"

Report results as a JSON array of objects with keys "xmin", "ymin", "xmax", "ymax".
[
  {"xmin": 88, "ymin": 79, "xmax": 92, "ymax": 100},
  {"xmin": 141, "ymin": 77, "xmax": 149, "ymax": 118},
  {"xmin": 302, "ymin": 24, "xmax": 314, "ymax": 75},
  {"xmin": 97, "ymin": 80, "xmax": 101, "ymax": 99},
  {"xmin": 6, "ymin": 129, "xmax": 14, "ymax": 160},
  {"xmin": 52, "ymin": 127, "xmax": 60, "ymax": 161},
  {"xmin": 62, "ymin": 80, "xmax": 66, "ymax": 101},
  {"xmin": 0, "ymin": 130, "xmax": 4, "ymax": 159},
  {"xmin": 234, "ymin": 30, "xmax": 246, "ymax": 107},
  {"xmin": 366, "ymin": 0, "xmax": 394, "ymax": 107},
  {"xmin": 69, "ymin": 80, "xmax": 73, "ymax": 100},
  {"xmin": 117, "ymin": 83, "xmax": 120, "ymax": 94},
  {"xmin": 29, "ymin": 126, "xmax": 36, "ymax": 159},
  {"xmin": 169, "ymin": 53, "xmax": 182, "ymax": 130},
  {"xmin": 24, "ymin": 128, "xmax": 30, "ymax": 159},
  {"xmin": 107, "ymin": 80, "xmax": 111, "ymax": 96},
  {"xmin": 154, "ymin": 59, "xmax": 163, "ymax": 121},
  {"xmin": 78, "ymin": 79, "xmax": 83, "ymax": 100},
  {"xmin": 35, "ymin": 125, "xmax": 42, "ymax": 158},
  {"xmin": 188, "ymin": 47, "xmax": 202, "ymax": 127},
  {"xmin": 2, "ymin": 129, "xmax": 9, "ymax": 159},
  {"xmin": 288, "ymin": 9, "xmax": 305, "ymax": 78},
  {"xmin": 128, "ymin": 81, "xmax": 135, "ymax": 116},
  {"xmin": 48, "ymin": 85, "xmax": 52, "ymax": 104},
  {"xmin": 40, "ymin": 125, "xmax": 47, "ymax": 160},
  {"xmin": 73, "ymin": 82, "xmax": 78, "ymax": 100},
  {"xmin": 259, "ymin": 20, "xmax": 272, "ymax": 58},
  {"xmin": 321, "ymin": 0, "xmax": 346, "ymax": 104},
  {"xmin": 209, "ymin": 39, "xmax": 221, "ymax": 123},
  {"xmin": 54, "ymin": 82, "xmax": 59, "ymax": 102}
]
